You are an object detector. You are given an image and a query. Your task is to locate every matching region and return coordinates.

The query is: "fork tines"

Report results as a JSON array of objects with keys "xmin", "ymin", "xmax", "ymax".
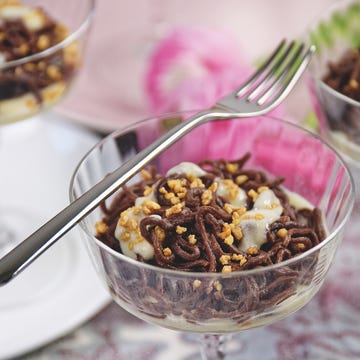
[{"xmin": 237, "ymin": 40, "xmax": 316, "ymax": 105}]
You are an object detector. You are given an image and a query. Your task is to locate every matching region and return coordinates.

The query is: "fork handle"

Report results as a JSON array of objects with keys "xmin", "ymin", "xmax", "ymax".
[{"xmin": 0, "ymin": 110, "xmax": 233, "ymax": 284}]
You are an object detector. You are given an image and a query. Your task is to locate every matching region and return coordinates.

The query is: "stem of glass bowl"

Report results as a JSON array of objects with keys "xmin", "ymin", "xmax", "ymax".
[{"xmin": 200, "ymin": 334, "xmax": 232, "ymax": 360}]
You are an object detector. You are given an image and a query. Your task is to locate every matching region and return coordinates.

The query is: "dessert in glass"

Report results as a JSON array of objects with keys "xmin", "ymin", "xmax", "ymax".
[
  {"xmin": 0, "ymin": 0, "xmax": 94, "ymax": 255},
  {"xmin": 70, "ymin": 112, "xmax": 354, "ymax": 359},
  {"xmin": 307, "ymin": 0, "xmax": 360, "ymax": 164}
]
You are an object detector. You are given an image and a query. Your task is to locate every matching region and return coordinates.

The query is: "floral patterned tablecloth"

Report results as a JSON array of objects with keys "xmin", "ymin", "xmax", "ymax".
[{"xmin": 17, "ymin": 201, "xmax": 360, "ymax": 360}]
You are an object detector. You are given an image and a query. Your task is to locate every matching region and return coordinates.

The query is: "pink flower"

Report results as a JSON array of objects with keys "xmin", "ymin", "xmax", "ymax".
[
  {"xmin": 142, "ymin": 27, "xmax": 333, "ymax": 200},
  {"xmin": 144, "ymin": 26, "xmax": 287, "ymax": 118}
]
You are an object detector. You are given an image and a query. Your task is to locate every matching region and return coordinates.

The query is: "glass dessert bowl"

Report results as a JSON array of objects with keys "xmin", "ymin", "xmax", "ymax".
[
  {"xmin": 307, "ymin": 0, "xmax": 360, "ymax": 164},
  {"xmin": 70, "ymin": 113, "xmax": 354, "ymax": 359},
  {"xmin": 0, "ymin": 0, "xmax": 95, "ymax": 125},
  {"xmin": 0, "ymin": 0, "xmax": 94, "ymax": 256}
]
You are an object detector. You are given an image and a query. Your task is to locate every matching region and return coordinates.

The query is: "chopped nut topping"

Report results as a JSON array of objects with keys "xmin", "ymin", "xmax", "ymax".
[
  {"xmin": 24, "ymin": 62, "xmax": 36, "ymax": 72},
  {"xmin": 37, "ymin": 34, "xmax": 50, "ymax": 50},
  {"xmin": 224, "ymin": 235, "xmax": 234, "ymax": 246},
  {"xmin": 141, "ymin": 169, "xmax": 152, "ymax": 180},
  {"xmin": 225, "ymin": 162, "xmax": 238, "ymax": 173},
  {"xmin": 234, "ymin": 206, "xmax": 247, "ymax": 218},
  {"xmin": 219, "ymin": 223, "xmax": 232, "ymax": 239},
  {"xmin": 37, "ymin": 61, "xmax": 46, "ymax": 70},
  {"xmin": 246, "ymin": 246, "xmax": 259, "ymax": 255},
  {"xmin": 254, "ymin": 213, "xmax": 265, "ymax": 221},
  {"xmin": 126, "ymin": 218, "xmax": 138, "ymax": 231},
  {"xmin": 18, "ymin": 43, "xmax": 29, "ymax": 56},
  {"xmin": 276, "ymin": 228, "xmax": 288, "ymax": 239},
  {"xmin": 201, "ymin": 189, "xmax": 213, "ymax": 205},
  {"xmin": 120, "ymin": 231, "xmax": 131, "ymax": 241},
  {"xmin": 232, "ymin": 211, "xmax": 241, "ymax": 225},
  {"xmin": 232, "ymin": 253, "xmax": 247, "ymax": 266},
  {"xmin": 170, "ymin": 196, "xmax": 181, "ymax": 205},
  {"xmin": 266, "ymin": 203, "xmax": 279, "ymax": 209},
  {"xmin": 235, "ymin": 174, "xmax": 248, "ymax": 185},
  {"xmin": 176, "ymin": 225, "xmax": 187, "ymax": 234},
  {"xmin": 224, "ymin": 203, "xmax": 235, "ymax": 214},
  {"xmin": 220, "ymin": 254, "xmax": 231, "ymax": 265},
  {"xmin": 95, "ymin": 221, "xmax": 108, "ymax": 234},
  {"xmin": 221, "ymin": 179, "xmax": 239, "ymax": 201},
  {"xmin": 167, "ymin": 179, "xmax": 187, "ymax": 194},
  {"xmin": 133, "ymin": 206, "xmax": 141, "ymax": 215},
  {"xmin": 349, "ymin": 78, "xmax": 359, "ymax": 90},
  {"xmin": 165, "ymin": 192, "xmax": 176, "ymax": 200},
  {"xmin": 222, "ymin": 265, "xmax": 232, "ymax": 273},
  {"xmin": 163, "ymin": 247, "xmax": 172, "ymax": 256},
  {"xmin": 142, "ymin": 200, "xmax": 161, "ymax": 215},
  {"xmin": 188, "ymin": 234, "xmax": 197, "ymax": 244},
  {"xmin": 231, "ymin": 225, "xmax": 243, "ymax": 240},
  {"xmin": 119, "ymin": 210, "xmax": 130, "ymax": 226},
  {"xmin": 46, "ymin": 64, "xmax": 62, "ymax": 81},
  {"xmin": 209, "ymin": 182, "xmax": 218, "ymax": 192},
  {"xmin": 165, "ymin": 202, "xmax": 185, "ymax": 217},
  {"xmin": 296, "ymin": 243, "xmax": 306, "ymax": 251},
  {"xmin": 190, "ymin": 178, "xmax": 205, "ymax": 188},
  {"xmin": 143, "ymin": 185, "xmax": 153, "ymax": 197},
  {"xmin": 248, "ymin": 189, "xmax": 258, "ymax": 201},
  {"xmin": 257, "ymin": 186, "xmax": 269, "ymax": 193}
]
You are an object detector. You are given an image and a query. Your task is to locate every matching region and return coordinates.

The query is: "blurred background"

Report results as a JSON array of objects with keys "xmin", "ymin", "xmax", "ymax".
[{"xmin": 58, "ymin": 0, "xmax": 335, "ymax": 133}]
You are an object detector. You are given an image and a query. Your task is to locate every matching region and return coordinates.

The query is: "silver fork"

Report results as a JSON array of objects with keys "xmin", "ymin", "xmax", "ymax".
[{"xmin": 0, "ymin": 39, "xmax": 315, "ymax": 284}]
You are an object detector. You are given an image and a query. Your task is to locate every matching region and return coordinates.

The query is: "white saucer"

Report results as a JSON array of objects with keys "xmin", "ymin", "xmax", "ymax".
[{"xmin": 0, "ymin": 112, "xmax": 111, "ymax": 359}]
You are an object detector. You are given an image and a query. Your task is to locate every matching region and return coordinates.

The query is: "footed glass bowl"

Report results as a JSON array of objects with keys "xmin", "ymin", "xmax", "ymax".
[
  {"xmin": 307, "ymin": 0, "xmax": 360, "ymax": 163},
  {"xmin": 70, "ymin": 113, "xmax": 354, "ymax": 359},
  {"xmin": 0, "ymin": 0, "xmax": 95, "ymax": 125}
]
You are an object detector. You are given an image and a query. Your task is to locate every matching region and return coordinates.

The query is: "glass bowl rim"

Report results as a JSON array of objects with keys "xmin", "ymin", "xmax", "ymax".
[
  {"xmin": 0, "ymin": 0, "xmax": 96, "ymax": 70},
  {"xmin": 69, "ymin": 112, "xmax": 355, "ymax": 279},
  {"xmin": 309, "ymin": 72, "xmax": 360, "ymax": 108}
]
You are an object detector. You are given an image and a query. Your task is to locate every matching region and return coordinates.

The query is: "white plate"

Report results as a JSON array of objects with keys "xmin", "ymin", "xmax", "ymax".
[{"xmin": 0, "ymin": 113, "xmax": 111, "ymax": 360}]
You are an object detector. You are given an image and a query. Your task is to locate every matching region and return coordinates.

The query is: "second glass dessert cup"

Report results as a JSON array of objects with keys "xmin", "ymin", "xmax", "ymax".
[
  {"xmin": 70, "ymin": 113, "xmax": 354, "ymax": 359},
  {"xmin": 307, "ymin": 0, "xmax": 360, "ymax": 164},
  {"xmin": 0, "ymin": 0, "xmax": 95, "ymax": 256}
]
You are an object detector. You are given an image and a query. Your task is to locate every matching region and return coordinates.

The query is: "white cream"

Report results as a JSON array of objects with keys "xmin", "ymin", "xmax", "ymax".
[
  {"xmin": 238, "ymin": 189, "xmax": 283, "ymax": 250},
  {"xmin": 166, "ymin": 162, "xmax": 207, "ymax": 178},
  {"xmin": 217, "ymin": 179, "xmax": 247, "ymax": 207},
  {"xmin": 115, "ymin": 192, "xmax": 158, "ymax": 261},
  {"xmin": 286, "ymin": 189, "xmax": 314, "ymax": 210},
  {"xmin": 0, "ymin": 4, "xmax": 28, "ymax": 20}
]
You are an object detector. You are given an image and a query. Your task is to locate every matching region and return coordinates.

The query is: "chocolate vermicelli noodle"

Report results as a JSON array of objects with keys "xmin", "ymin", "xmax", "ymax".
[{"xmin": 95, "ymin": 153, "xmax": 326, "ymax": 323}]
